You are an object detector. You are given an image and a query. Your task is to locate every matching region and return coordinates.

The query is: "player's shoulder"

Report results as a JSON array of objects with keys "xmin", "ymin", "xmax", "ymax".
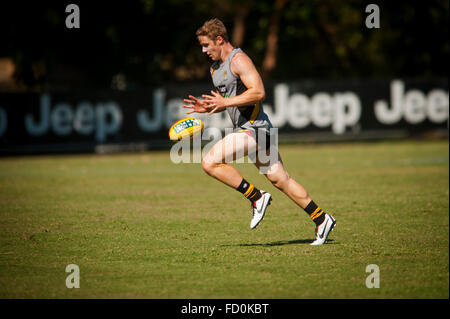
[
  {"xmin": 231, "ymin": 50, "xmax": 251, "ymax": 64},
  {"xmin": 230, "ymin": 50, "xmax": 255, "ymax": 75}
]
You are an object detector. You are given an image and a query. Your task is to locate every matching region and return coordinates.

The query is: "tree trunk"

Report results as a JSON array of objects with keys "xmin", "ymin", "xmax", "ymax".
[
  {"xmin": 231, "ymin": 3, "xmax": 251, "ymax": 47},
  {"xmin": 262, "ymin": 0, "xmax": 286, "ymax": 80}
]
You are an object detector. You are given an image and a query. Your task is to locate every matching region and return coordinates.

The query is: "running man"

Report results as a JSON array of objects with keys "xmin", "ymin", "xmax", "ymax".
[{"xmin": 183, "ymin": 18, "xmax": 336, "ymax": 245}]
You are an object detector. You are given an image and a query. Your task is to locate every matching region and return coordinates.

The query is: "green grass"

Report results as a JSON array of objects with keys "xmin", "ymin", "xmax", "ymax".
[{"xmin": 0, "ymin": 140, "xmax": 448, "ymax": 298}]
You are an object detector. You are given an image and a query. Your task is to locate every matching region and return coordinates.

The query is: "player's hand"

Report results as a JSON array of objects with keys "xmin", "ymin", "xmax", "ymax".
[
  {"xmin": 183, "ymin": 95, "xmax": 208, "ymax": 114},
  {"xmin": 203, "ymin": 91, "xmax": 227, "ymax": 114}
]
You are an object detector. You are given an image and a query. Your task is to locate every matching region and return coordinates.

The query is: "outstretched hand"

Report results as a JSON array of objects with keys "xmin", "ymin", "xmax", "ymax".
[
  {"xmin": 184, "ymin": 91, "xmax": 227, "ymax": 115},
  {"xmin": 202, "ymin": 90, "xmax": 227, "ymax": 114},
  {"xmin": 183, "ymin": 95, "xmax": 209, "ymax": 114}
]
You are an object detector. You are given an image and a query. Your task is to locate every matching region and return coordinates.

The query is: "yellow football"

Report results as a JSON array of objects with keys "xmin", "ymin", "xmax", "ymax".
[{"xmin": 168, "ymin": 117, "xmax": 204, "ymax": 141}]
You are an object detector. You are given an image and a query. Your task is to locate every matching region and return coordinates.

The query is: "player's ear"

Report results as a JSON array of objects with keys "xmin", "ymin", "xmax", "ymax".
[{"xmin": 215, "ymin": 36, "xmax": 224, "ymax": 45}]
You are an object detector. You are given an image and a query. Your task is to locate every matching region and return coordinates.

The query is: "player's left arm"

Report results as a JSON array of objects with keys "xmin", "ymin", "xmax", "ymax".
[{"xmin": 203, "ymin": 53, "xmax": 265, "ymax": 114}]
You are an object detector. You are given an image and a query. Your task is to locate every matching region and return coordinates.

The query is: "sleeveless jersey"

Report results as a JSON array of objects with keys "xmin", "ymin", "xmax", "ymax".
[{"xmin": 210, "ymin": 48, "xmax": 272, "ymax": 134}]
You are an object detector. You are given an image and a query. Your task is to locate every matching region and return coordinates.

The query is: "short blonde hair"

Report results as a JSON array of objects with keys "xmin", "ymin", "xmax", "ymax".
[{"xmin": 196, "ymin": 18, "xmax": 229, "ymax": 42}]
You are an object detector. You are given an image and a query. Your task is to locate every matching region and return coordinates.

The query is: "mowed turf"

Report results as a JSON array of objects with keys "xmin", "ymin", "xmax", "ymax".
[{"xmin": 0, "ymin": 140, "xmax": 448, "ymax": 298}]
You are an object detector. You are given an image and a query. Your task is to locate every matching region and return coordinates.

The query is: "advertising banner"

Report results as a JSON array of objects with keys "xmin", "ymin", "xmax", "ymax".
[{"xmin": 0, "ymin": 79, "xmax": 448, "ymax": 155}]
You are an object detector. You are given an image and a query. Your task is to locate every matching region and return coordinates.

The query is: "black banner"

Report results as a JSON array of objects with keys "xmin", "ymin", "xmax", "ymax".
[{"xmin": 0, "ymin": 79, "xmax": 448, "ymax": 155}]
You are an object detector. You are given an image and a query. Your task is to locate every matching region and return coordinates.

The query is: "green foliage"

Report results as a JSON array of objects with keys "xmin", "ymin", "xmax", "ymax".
[{"xmin": 3, "ymin": 0, "xmax": 449, "ymax": 89}]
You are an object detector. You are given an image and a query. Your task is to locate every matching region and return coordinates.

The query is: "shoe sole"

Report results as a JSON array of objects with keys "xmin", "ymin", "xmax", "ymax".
[{"xmin": 250, "ymin": 194, "xmax": 272, "ymax": 229}]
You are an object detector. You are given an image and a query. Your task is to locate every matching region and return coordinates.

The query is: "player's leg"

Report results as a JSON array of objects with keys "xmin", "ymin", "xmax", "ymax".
[
  {"xmin": 254, "ymin": 153, "xmax": 336, "ymax": 245},
  {"xmin": 201, "ymin": 131, "xmax": 254, "ymax": 188},
  {"xmin": 255, "ymin": 155, "xmax": 312, "ymax": 208},
  {"xmin": 202, "ymin": 131, "xmax": 272, "ymax": 229}
]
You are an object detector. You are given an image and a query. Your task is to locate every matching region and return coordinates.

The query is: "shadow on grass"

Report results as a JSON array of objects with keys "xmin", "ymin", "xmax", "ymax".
[{"xmin": 221, "ymin": 238, "xmax": 335, "ymax": 247}]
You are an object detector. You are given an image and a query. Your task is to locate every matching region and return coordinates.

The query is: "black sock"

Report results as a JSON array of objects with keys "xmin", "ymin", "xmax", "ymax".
[
  {"xmin": 304, "ymin": 200, "xmax": 326, "ymax": 226},
  {"xmin": 236, "ymin": 179, "xmax": 262, "ymax": 203}
]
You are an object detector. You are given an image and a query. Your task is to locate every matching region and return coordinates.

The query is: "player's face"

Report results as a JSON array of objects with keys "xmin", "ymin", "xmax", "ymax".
[{"xmin": 198, "ymin": 35, "xmax": 221, "ymax": 61}]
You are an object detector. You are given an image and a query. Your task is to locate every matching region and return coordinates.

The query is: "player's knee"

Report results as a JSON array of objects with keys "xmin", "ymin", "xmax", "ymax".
[
  {"xmin": 201, "ymin": 158, "xmax": 217, "ymax": 176},
  {"xmin": 201, "ymin": 158, "xmax": 212, "ymax": 175}
]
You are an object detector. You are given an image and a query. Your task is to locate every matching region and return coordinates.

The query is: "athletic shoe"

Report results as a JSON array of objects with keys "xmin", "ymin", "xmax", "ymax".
[
  {"xmin": 250, "ymin": 191, "xmax": 272, "ymax": 229},
  {"xmin": 310, "ymin": 213, "xmax": 336, "ymax": 245}
]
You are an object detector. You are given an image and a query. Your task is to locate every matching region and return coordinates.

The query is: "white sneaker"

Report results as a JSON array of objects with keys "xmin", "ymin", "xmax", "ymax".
[
  {"xmin": 250, "ymin": 191, "xmax": 272, "ymax": 229},
  {"xmin": 310, "ymin": 213, "xmax": 336, "ymax": 246}
]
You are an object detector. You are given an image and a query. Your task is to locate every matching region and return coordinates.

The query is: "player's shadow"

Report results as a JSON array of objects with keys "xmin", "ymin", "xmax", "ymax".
[{"xmin": 222, "ymin": 238, "xmax": 335, "ymax": 247}]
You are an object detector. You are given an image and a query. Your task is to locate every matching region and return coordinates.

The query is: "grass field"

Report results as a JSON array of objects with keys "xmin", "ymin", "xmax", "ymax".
[{"xmin": 0, "ymin": 140, "xmax": 448, "ymax": 299}]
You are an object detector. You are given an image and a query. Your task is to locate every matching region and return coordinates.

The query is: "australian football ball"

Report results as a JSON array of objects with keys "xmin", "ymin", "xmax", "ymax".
[{"xmin": 168, "ymin": 117, "xmax": 204, "ymax": 141}]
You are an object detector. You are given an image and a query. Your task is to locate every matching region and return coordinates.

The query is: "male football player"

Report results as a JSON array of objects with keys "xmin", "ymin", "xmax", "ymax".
[{"xmin": 183, "ymin": 18, "xmax": 336, "ymax": 245}]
